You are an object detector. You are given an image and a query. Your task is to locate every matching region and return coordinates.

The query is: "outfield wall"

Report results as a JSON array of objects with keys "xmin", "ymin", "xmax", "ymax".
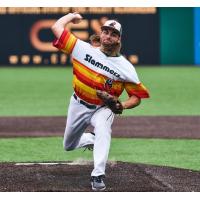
[{"xmin": 0, "ymin": 7, "xmax": 198, "ymax": 66}]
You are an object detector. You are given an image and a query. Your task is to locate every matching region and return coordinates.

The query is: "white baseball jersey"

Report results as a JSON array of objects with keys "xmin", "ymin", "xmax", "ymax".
[{"xmin": 53, "ymin": 29, "xmax": 149, "ymax": 105}]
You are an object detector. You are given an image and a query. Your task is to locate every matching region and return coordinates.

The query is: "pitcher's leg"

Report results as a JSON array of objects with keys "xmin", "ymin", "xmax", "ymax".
[
  {"xmin": 64, "ymin": 121, "xmax": 89, "ymax": 151},
  {"xmin": 63, "ymin": 96, "xmax": 92, "ymax": 151},
  {"xmin": 90, "ymin": 107, "xmax": 114, "ymax": 176}
]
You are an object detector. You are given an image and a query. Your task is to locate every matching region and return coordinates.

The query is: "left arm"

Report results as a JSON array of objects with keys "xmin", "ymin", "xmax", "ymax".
[
  {"xmin": 121, "ymin": 95, "xmax": 141, "ymax": 109},
  {"xmin": 122, "ymin": 81, "xmax": 150, "ymax": 110}
]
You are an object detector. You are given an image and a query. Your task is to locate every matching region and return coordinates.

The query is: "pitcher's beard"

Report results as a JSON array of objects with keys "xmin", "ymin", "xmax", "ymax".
[{"xmin": 101, "ymin": 42, "xmax": 120, "ymax": 56}]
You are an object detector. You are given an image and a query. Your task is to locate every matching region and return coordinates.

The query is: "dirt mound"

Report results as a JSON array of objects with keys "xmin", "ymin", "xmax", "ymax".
[{"xmin": 0, "ymin": 161, "xmax": 199, "ymax": 192}]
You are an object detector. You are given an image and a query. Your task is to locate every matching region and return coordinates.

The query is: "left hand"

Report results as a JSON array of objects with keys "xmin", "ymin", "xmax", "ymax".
[{"xmin": 96, "ymin": 90, "xmax": 123, "ymax": 114}]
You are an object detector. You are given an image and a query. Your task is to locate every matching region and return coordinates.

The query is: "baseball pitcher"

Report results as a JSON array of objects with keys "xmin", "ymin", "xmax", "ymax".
[{"xmin": 51, "ymin": 12, "xmax": 150, "ymax": 191}]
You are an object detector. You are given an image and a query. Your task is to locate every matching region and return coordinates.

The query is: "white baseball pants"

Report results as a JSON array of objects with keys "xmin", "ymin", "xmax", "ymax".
[{"xmin": 63, "ymin": 94, "xmax": 114, "ymax": 176}]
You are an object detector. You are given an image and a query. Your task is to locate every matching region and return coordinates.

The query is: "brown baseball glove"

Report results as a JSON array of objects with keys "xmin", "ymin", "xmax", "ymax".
[{"xmin": 96, "ymin": 90, "xmax": 123, "ymax": 114}]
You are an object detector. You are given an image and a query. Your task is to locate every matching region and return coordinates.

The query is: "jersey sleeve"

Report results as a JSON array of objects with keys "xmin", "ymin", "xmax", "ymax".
[
  {"xmin": 53, "ymin": 29, "xmax": 77, "ymax": 54},
  {"xmin": 124, "ymin": 82, "xmax": 150, "ymax": 99}
]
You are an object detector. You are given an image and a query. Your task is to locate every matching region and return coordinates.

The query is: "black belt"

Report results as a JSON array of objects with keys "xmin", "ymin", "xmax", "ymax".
[{"xmin": 73, "ymin": 94, "xmax": 97, "ymax": 109}]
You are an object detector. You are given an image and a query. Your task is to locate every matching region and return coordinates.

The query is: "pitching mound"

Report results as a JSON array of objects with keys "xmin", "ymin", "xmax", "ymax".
[{"xmin": 0, "ymin": 161, "xmax": 199, "ymax": 192}]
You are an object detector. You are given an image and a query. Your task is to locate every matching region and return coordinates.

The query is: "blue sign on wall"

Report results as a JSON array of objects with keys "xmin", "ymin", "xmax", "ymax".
[{"xmin": 194, "ymin": 8, "xmax": 200, "ymax": 65}]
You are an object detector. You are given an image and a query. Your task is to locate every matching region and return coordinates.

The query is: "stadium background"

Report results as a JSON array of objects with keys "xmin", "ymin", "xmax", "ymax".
[
  {"xmin": 0, "ymin": 7, "xmax": 199, "ymax": 66},
  {"xmin": 0, "ymin": 7, "xmax": 200, "ymax": 191}
]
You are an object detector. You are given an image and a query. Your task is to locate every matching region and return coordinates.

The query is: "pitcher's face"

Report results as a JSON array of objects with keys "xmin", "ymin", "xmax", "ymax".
[{"xmin": 100, "ymin": 28, "xmax": 121, "ymax": 46}]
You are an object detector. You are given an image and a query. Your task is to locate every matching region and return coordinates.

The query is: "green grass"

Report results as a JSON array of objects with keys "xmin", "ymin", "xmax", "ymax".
[
  {"xmin": 133, "ymin": 66, "xmax": 200, "ymax": 116},
  {"xmin": 0, "ymin": 67, "xmax": 199, "ymax": 172},
  {"xmin": 0, "ymin": 137, "xmax": 200, "ymax": 171},
  {"xmin": 0, "ymin": 67, "xmax": 71, "ymax": 116},
  {"xmin": 0, "ymin": 67, "xmax": 200, "ymax": 116}
]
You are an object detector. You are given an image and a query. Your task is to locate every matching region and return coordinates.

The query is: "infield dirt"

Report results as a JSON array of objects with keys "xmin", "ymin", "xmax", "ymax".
[
  {"xmin": 0, "ymin": 116, "xmax": 200, "ymax": 192},
  {"xmin": 0, "ymin": 116, "xmax": 200, "ymax": 138},
  {"xmin": 0, "ymin": 161, "xmax": 200, "ymax": 192}
]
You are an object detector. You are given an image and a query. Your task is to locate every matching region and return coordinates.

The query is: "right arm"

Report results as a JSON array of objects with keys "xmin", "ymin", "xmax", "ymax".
[{"xmin": 51, "ymin": 12, "xmax": 82, "ymax": 39}]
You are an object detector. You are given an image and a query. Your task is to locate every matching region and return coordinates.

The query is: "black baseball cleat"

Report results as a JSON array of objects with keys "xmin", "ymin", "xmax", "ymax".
[
  {"xmin": 91, "ymin": 175, "xmax": 106, "ymax": 191},
  {"xmin": 90, "ymin": 132, "xmax": 95, "ymax": 136},
  {"xmin": 83, "ymin": 144, "xmax": 94, "ymax": 151}
]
